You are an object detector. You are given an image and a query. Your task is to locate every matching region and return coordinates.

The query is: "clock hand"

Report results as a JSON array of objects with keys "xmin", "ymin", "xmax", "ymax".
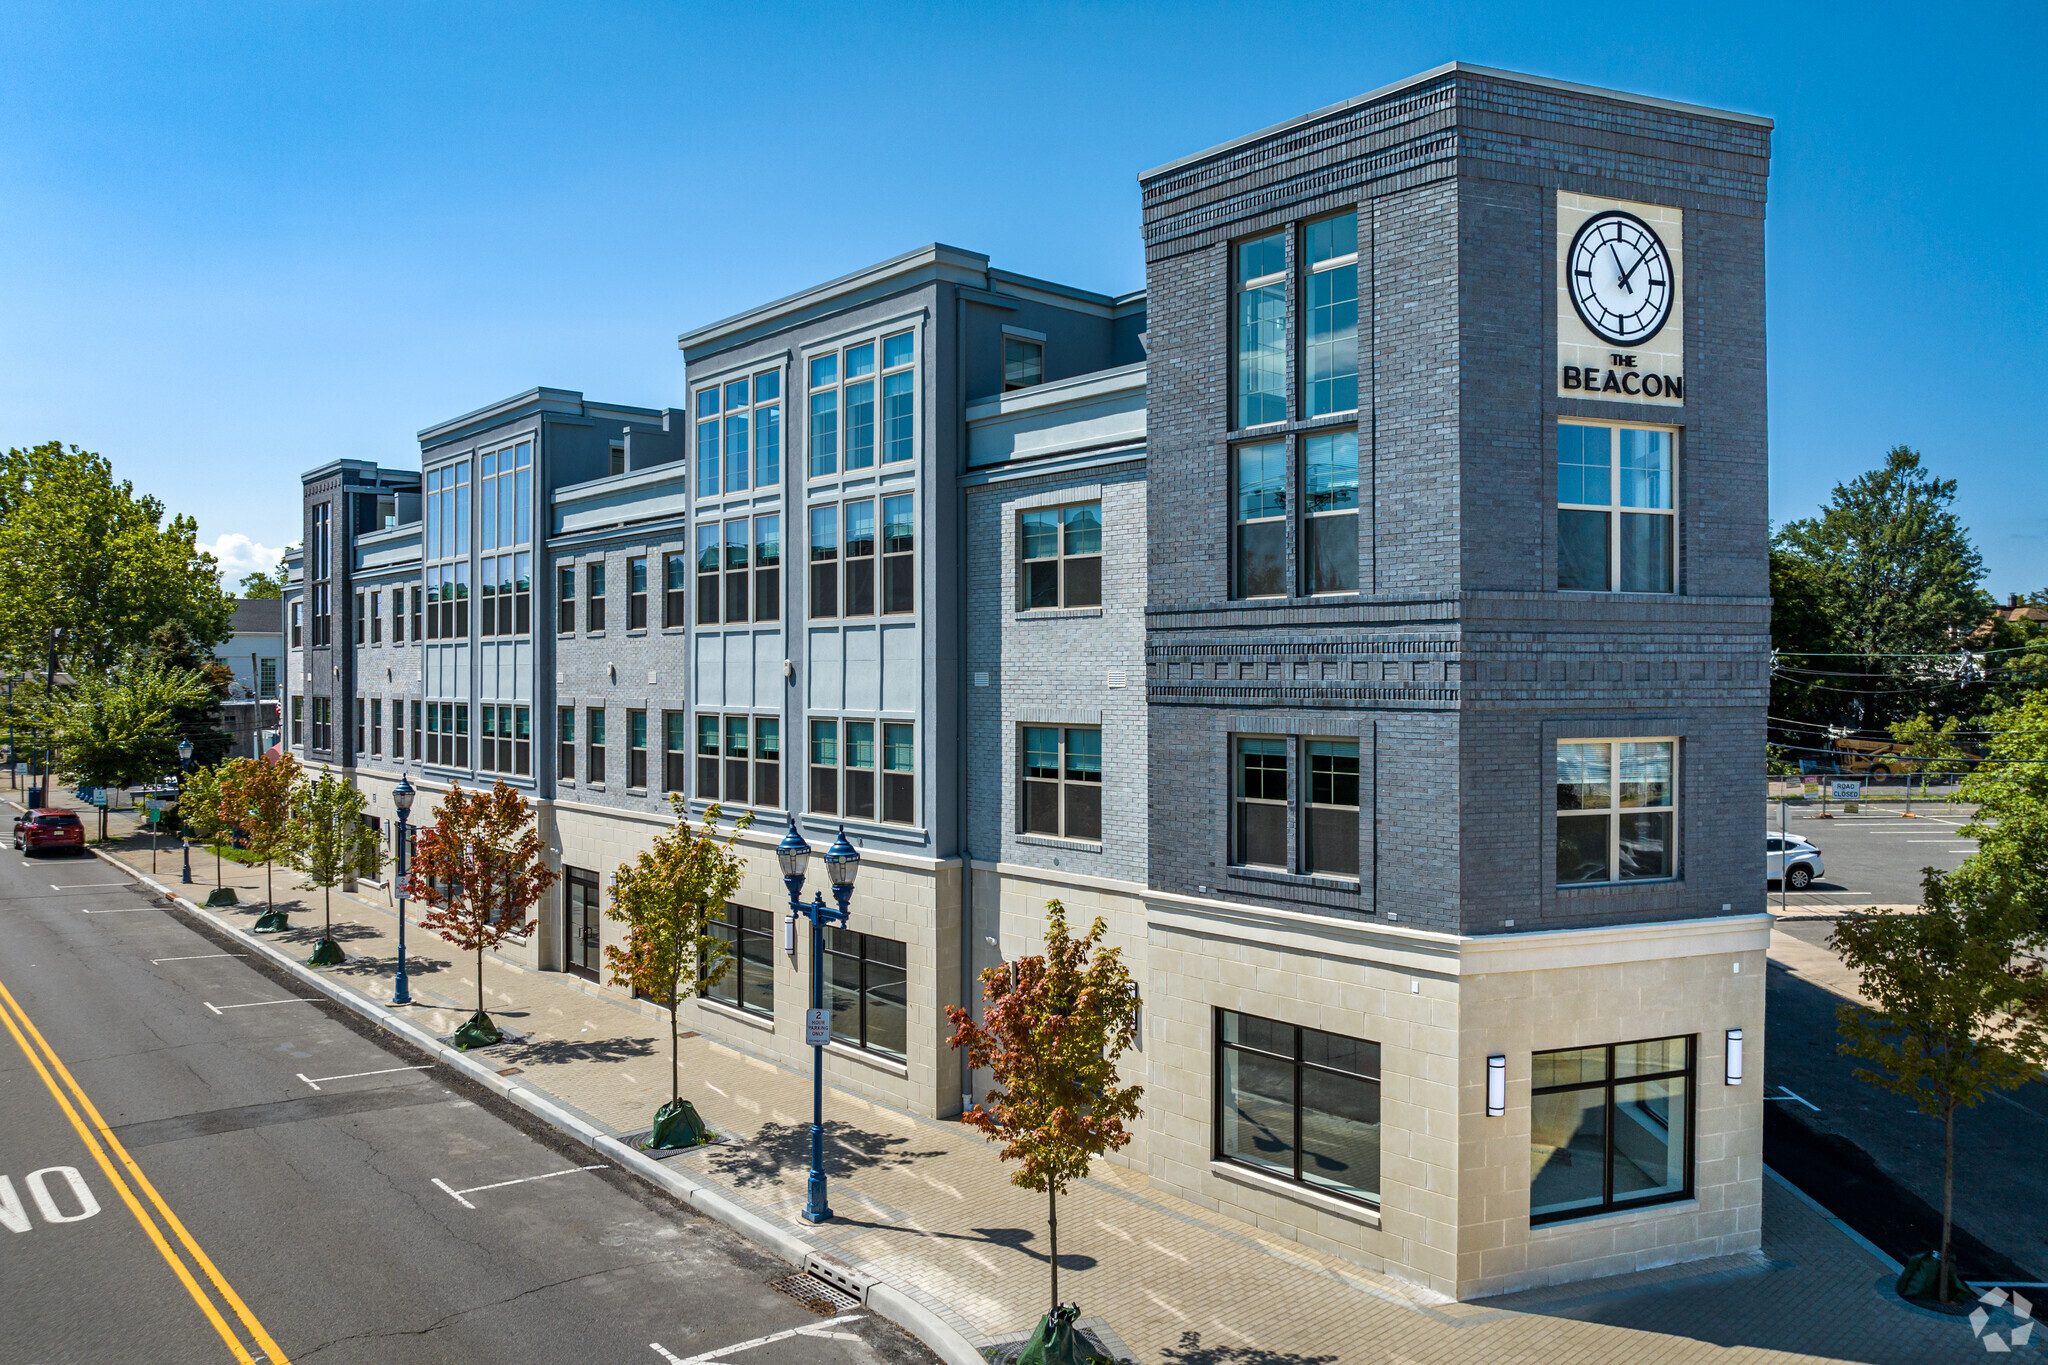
[
  {"xmin": 1612, "ymin": 243, "xmax": 1647, "ymax": 292},
  {"xmin": 1606, "ymin": 242, "xmax": 1635, "ymax": 294}
]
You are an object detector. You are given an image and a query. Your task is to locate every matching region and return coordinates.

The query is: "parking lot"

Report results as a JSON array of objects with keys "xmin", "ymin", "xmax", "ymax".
[{"xmin": 1763, "ymin": 798, "xmax": 1980, "ymax": 911}]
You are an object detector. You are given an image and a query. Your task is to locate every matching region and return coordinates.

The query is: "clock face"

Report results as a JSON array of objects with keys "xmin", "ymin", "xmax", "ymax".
[{"xmin": 1567, "ymin": 211, "xmax": 1673, "ymax": 347}]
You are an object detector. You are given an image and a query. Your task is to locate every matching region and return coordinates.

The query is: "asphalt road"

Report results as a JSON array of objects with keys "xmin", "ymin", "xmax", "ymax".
[
  {"xmin": 0, "ymin": 840, "xmax": 934, "ymax": 1365},
  {"xmin": 1763, "ymin": 799, "xmax": 1981, "ymax": 907}
]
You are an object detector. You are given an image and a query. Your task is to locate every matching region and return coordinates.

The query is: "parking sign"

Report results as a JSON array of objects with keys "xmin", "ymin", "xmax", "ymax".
[{"xmin": 806, "ymin": 1008, "xmax": 831, "ymax": 1047}]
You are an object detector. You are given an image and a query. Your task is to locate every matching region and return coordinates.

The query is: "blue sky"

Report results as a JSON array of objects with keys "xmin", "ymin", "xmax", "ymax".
[{"xmin": 3, "ymin": 1, "xmax": 2042, "ymax": 592}]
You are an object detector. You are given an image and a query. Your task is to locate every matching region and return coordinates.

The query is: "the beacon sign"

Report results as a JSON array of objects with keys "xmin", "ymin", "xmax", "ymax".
[{"xmin": 1556, "ymin": 192, "xmax": 1685, "ymax": 407}]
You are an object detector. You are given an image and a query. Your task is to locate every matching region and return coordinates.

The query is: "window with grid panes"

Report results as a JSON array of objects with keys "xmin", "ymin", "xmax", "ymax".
[
  {"xmin": 754, "ymin": 718, "xmax": 780, "ymax": 807},
  {"xmin": 1558, "ymin": 423, "xmax": 1676, "ymax": 594},
  {"xmin": 882, "ymin": 723, "xmax": 914, "ymax": 825},
  {"xmin": 1557, "ymin": 739, "xmax": 1677, "ymax": 884},
  {"xmin": 754, "ymin": 516, "xmax": 781, "ymax": 622},
  {"xmin": 844, "ymin": 721, "xmax": 875, "ymax": 820},
  {"xmin": 558, "ymin": 707, "xmax": 574, "ymax": 781},
  {"xmin": 882, "ymin": 496, "xmax": 914, "ymax": 614},
  {"xmin": 663, "ymin": 553, "xmax": 687, "ymax": 627},
  {"xmin": 355, "ymin": 696, "xmax": 365, "ymax": 751},
  {"xmin": 1234, "ymin": 737, "xmax": 1288, "ymax": 867},
  {"xmin": 807, "ymin": 333, "xmax": 914, "ymax": 478},
  {"xmin": 586, "ymin": 708, "xmax": 605, "ymax": 783},
  {"xmin": 882, "ymin": 332, "xmax": 915, "ymax": 462},
  {"xmin": 844, "ymin": 500, "xmax": 875, "ymax": 616},
  {"xmin": 696, "ymin": 524, "xmax": 720, "ymax": 624},
  {"xmin": 1019, "ymin": 503, "xmax": 1101, "ymax": 609},
  {"xmin": 370, "ymin": 698, "xmax": 382, "ymax": 756},
  {"xmin": 354, "ymin": 593, "xmax": 364, "ymax": 645},
  {"xmin": 410, "ymin": 701, "xmax": 422, "ymax": 760},
  {"xmin": 691, "ymin": 373, "xmax": 780, "ymax": 496},
  {"xmin": 1302, "ymin": 430, "xmax": 1358, "ymax": 595},
  {"xmin": 1302, "ymin": 212, "xmax": 1359, "ymax": 417},
  {"xmin": 1305, "ymin": 740, "xmax": 1359, "ymax": 877},
  {"xmin": 1531, "ymin": 1038, "xmax": 1693, "ymax": 1221},
  {"xmin": 703, "ymin": 904, "xmax": 774, "ymax": 1016},
  {"xmin": 370, "ymin": 592, "xmax": 381, "ymax": 644},
  {"xmin": 1021, "ymin": 726, "xmax": 1100, "ymax": 840},
  {"xmin": 724, "ymin": 716, "xmax": 749, "ymax": 801},
  {"xmin": 1003, "ymin": 336, "xmax": 1043, "ymax": 391},
  {"xmin": 410, "ymin": 586, "xmax": 422, "ymax": 641},
  {"xmin": 697, "ymin": 715, "xmax": 721, "ymax": 798},
  {"xmin": 628, "ymin": 556, "xmax": 648, "ymax": 629},
  {"xmin": 696, "ymin": 388, "xmax": 720, "ymax": 499},
  {"xmin": 1235, "ymin": 232, "xmax": 1287, "ymax": 427},
  {"xmin": 663, "ymin": 711, "xmax": 687, "ymax": 792},
  {"xmin": 808, "ymin": 506, "xmax": 838, "ymax": 618},
  {"xmin": 1216, "ymin": 1010, "xmax": 1380, "ymax": 1204},
  {"xmin": 627, "ymin": 710, "xmax": 647, "ymax": 788},
  {"xmin": 808, "ymin": 719, "xmax": 838, "ymax": 815},
  {"xmin": 558, "ymin": 567, "xmax": 575, "ymax": 633},
  {"xmin": 291, "ymin": 696, "xmax": 303, "ymax": 746},
  {"xmin": 724, "ymin": 521, "xmax": 749, "ymax": 622},
  {"xmin": 585, "ymin": 562, "xmax": 606, "ymax": 632},
  {"xmin": 825, "ymin": 928, "xmax": 908, "ymax": 1058},
  {"xmin": 1233, "ymin": 442, "xmax": 1286, "ymax": 599}
]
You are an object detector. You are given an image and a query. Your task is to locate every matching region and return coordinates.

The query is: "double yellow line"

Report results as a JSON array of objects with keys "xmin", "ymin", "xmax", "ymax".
[{"xmin": 0, "ymin": 975, "xmax": 290, "ymax": 1364}]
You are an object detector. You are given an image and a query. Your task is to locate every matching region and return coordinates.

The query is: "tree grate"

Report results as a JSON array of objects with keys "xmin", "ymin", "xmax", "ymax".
[{"xmin": 769, "ymin": 1272, "xmax": 860, "ymax": 1315}]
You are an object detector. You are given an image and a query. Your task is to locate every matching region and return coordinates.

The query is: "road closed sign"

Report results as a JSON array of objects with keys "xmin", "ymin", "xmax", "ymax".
[
  {"xmin": 805, "ymin": 1008, "xmax": 831, "ymax": 1047},
  {"xmin": 1830, "ymin": 779, "xmax": 1862, "ymax": 802}
]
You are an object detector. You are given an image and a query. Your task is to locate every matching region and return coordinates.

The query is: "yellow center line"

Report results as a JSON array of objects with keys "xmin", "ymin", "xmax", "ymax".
[{"xmin": 0, "ymin": 976, "xmax": 291, "ymax": 1365}]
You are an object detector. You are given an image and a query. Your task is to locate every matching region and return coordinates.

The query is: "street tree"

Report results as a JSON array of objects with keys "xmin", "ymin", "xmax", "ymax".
[
  {"xmin": 0, "ymin": 442, "xmax": 234, "ymax": 676},
  {"xmin": 408, "ymin": 781, "xmax": 558, "ymax": 1049},
  {"xmin": 1954, "ymin": 691, "xmax": 2048, "ymax": 929},
  {"xmin": 219, "ymin": 752, "xmax": 304, "ymax": 931},
  {"xmin": 1831, "ymin": 874, "xmax": 2048, "ymax": 1304},
  {"xmin": 289, "ymin": 769, "xmax": 383, "ymax": 966},
  {"xmin": 178, "ymin": 761, "xmax": 235, "ymax": 899},
  {"xmin": 604, "ymin": 798, "xmax": 751, "ymax": 1148},
  {"xmin": 147, "ymin": 621, "xmax": 235, "ymax": 768},
  {"xmin": 1887, "ymin": 712, "xmax": 1976, "ymax": 798},
  {"xmin": 1773, "ymin": 446, "xmax": 1988, "ymax": 730},
  {"xmin": 947, "ymin": 901, "xmax": 1143, "ymax": 1320},
  {"xmin": 39, "ymin": 655, "xmax": 212, "ymax": 841},
  {"xmin": 237, "ymin": 564, "xmax": 290, "ymax": 599}
]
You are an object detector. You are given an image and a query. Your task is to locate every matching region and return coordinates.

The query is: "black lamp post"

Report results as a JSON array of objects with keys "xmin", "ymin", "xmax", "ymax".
[
  {"xmin": 392, "ymin": 775, "xmax": 415, "ymax": 1006},
  {"xmin": 778, "ymin": 819, "xmax": 859, "ymax": 1224},
  {"xmin": 177, "ymin": 737, "xmax": 195, "ymax": 884}
]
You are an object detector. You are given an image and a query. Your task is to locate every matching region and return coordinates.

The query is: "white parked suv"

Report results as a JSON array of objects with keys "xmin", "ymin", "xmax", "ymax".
[{"xmin": 1768, "ymin": 835, "xmax": 1824, "ymax": 890}]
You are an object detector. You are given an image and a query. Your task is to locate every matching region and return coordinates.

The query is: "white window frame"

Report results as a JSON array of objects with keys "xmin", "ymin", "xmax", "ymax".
[
  {"xmin": 1557, "ymin": 419, "xmax": 1680, "ymax": 595},
  {"xmin": 1556, "ymin": 736, "xmax": 1680, "ymax": 886}
]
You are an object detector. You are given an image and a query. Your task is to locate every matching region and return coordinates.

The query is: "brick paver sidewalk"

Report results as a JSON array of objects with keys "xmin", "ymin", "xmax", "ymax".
[{"xmin": 29, "ymin": 792, "xmax": 2023, "ymax": 1364}]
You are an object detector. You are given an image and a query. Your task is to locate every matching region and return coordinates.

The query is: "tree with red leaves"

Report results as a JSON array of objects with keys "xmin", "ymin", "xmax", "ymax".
[
  {"xmin": 406, "ymin": 780, "xmax": 558, "ymax": 1048},
  {"xmin": 947, "ymin": 900, "xmax": 1142, "ymax": 1318}
]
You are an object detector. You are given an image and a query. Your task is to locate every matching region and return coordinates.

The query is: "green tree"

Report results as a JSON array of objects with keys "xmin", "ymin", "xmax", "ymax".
[
  {"xmin": 238, "ymin": 564, "xmax": 289, "ymax": 599},
  {"xmin": 408, "ymin": 781, "xmax": 558, "ymax": 1048},
  {"xmin": 0, "ymin": 442, "xmax": 235, "ymax": 676},
  {"xmin": 1769, "ymin": 547, "xmax": 1847, "ymax": 740},
  {"xmin": 39, "ymin": 656, "xmax": 212, "ymax": 841},
  {"xmin": 1831, "ymin": 876, "xmax": 2048, "ymax": 1304},
  {"xmin": 1773, "ymin": 447, "xmax": 1989, "ymax": 731},
  {"xmin": 947, "ymin": 902, "xmax": 1143, "ymax": 1318},
  {"xmin": 219, "ymin": 752, "xmax": 304, "ymax": 931},
  {"xmin": 288, "ymin": 769, "xmax": 383, "ymax": 966},
  {"xmin": 604, "ymin": 799, "xmax": 751, "ymax": 1148},
  {"xmin": 179, "ymin": 761, "xmax": 233, "ymax": 893},
  {"xmin": 147, "ymin": 620, "xmax": 235, "ymax": 768},
  {"xmin": 1978, "ymin": 592, "xmax": 2048, "ymax": 718},
  {"xmin": 1887, "ymin": 712, "xmax": 1974, "ymax": 796},
  {"xmin": 1953, "ymin": 691, "xmax": 2048, "ymax": 927}
]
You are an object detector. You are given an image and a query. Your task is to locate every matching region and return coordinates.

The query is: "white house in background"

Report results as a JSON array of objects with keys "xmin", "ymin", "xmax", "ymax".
[{"xmin": 219, "ymin": 597, "xmax": 283, "ymax": 757}]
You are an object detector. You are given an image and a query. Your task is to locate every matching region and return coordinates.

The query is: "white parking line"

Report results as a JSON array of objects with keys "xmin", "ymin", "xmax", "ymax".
[
  {"xmin": 433, "ymin": 1165, "xmax": 606, "ymax": 1209},
  {"xmin": 80, "ymin": 907, "xmax": 151, "ymax": 914},
  {"xmin": 202, "ymin": 998, "xmax": 317, "ymax": 1015},
  {"xmin": 296, "ymin": 1065, "xmax": 432, "ymax": 1091},
  {"xmin": 1764, "ymin": 1086, "xmax": 1821, "ymax": 1111},
  {"xmin": 650, "ymin": 1314, "xmax": 865, "ymax": 1364},
  {"xmin": 151, "ymin": 953, "xmax": 248, "ymax": 964},
  {"xmin": 52, "ymin": 883, "xmax": 130, "ymax": 890}
]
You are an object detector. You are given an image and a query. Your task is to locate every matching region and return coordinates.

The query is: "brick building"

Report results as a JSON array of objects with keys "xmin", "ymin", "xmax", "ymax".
[{"xmin": 286, "ymin": 62, "xmax": 1772, "ymax": 1301}]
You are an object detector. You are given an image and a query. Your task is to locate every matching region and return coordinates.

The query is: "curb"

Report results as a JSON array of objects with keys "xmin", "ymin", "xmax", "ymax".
[{"xmin": 82, "ymin": 840, "xmax": 986, "ymax": 1365}]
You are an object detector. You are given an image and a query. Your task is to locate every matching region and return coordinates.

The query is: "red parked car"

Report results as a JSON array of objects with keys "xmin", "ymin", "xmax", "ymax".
[{"xmin": 12, "ymin": 808, "xmax": 86, "ymax": 856}]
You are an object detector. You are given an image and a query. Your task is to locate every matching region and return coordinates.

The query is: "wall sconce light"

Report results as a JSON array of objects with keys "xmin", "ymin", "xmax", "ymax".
[
  {"xmin": 784, "ymin": 909, "xmax": 797, "ymax": 956},
  {"xmin": 1725, "ymin": 1028, "xmax": 1744, "ymax": 1085},
  {"xmin": 1486, "ymin": 1054, "xmax": 1506, "ymax": 1117}
]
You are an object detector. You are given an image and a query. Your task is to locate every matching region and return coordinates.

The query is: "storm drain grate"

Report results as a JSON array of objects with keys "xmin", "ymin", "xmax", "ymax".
[{"xmin": 769, "ymin": 1272, "xmax": 860, "ymax": 1315}]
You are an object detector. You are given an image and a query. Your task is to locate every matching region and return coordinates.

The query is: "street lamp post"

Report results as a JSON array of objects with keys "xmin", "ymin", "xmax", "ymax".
[
  {"xmin": 177, "ymin": 737, "xmax": 195, "ymax": 884},
  {"xmin": 777, "ymin": 819, "xmax": 859, "ymax": 1224},
  {"xmin": 391, "ymin": 775, "xmax": 415, "ymax": 1006}
]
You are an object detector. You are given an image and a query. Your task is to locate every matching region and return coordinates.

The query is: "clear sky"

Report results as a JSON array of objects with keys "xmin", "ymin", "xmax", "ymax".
[{"xmin": 3, "ymin": 1, "xmax": 2042, "ymax": 593}]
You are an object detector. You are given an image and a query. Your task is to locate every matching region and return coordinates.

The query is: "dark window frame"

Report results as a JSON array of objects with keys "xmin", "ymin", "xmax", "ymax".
[
  {"xmin": 702, "ymin": 902, "xmax": 774, "ymax": 1017},
  {"xmin": 1213, "ymin": 1008, "xmax": 1381, "ymax": 1208},
  {"xmin": 1530, "ymin": 1036, "xmax": 1696, "ymax": 1225},
  {"xmin": 823, "ymin": 927, "xmax": 908, "ymax": 1059}
]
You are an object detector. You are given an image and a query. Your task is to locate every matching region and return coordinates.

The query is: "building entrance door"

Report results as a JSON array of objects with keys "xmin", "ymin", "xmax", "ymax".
[{"xmin": 565, "ymin": 867, "xmax": 600, "ymax": 980}]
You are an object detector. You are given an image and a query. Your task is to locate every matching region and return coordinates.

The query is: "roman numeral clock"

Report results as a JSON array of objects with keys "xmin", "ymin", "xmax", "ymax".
[{"xmin": 1567, "ymin": 210, "xmax": 1673, "ymax": 346}]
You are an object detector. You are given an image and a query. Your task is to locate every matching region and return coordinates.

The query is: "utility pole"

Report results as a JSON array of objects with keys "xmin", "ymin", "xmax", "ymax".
[{"xmin": 35, "ymin": 629, "xmax": 60, "ymax": 804}]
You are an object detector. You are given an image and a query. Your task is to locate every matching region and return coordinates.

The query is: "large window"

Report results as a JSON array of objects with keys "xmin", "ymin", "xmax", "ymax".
[
  {"xmin": 478, "ymin": 442, "xmax": 532, "ymax": 556},
  {"xmin": 692, "ymin": 714, "xmax": 778, "ymax": 808},
  {"xmin": 627, "ymin": 709, "xmax": 648, "ymax": 789},
  {"xmin": 480, "ymin": 704, "xmax": 531, "ymax": 776},
  {"xmin": 423, "ymin": 701, "xmax": 468, "ymax": 767},
  {"xmin": 1557, "ymin": 739, "xmax": 1677, "ymax": 884},
  {"xmin": 881, "ymin": 496, "xmax": 913, "ymax": 614},
  {"xmin": 369, "ymin": 698, "xmax": 382, "ymax": 756},
  {"xmin": 627, "ymin": 556, "xmax": 648, "ymax": 630},
  {"xmin": 1216, "ymin": 1010, "xmax": 1380, "ymax": 1205},
  {"xmin": 1531, "ymin": 1037, "xmax": 1693, "ymax": 1223},
  {"xmin": 1302, "ymin": 430, "xmax": 1358, "ymax": 595},
  {"xmin": 1021, "ymin": 726, "xmax": 1101, "ymax": 841},
  {"xmin": 704, "ymin": 903, "xmax": 774, "ymax": 1016},
  {"xmin": 1232, "ymin": 441, "xmax": 1286, "ymax": 598},
  {"xmin": 724, "ymin": 522, "xmax": 749, "ymax": 622},
  {"xmin": 808, "ymin": 719, "xmax": 912, "ymax": 825},
  {"xmin": 1020, "ymin": 503, "xmax": 1101, "ymax": 609},
  {"xmin": 1305, "ymin": 740, "xmax": 1359, "ymax": 877},
  {"xmin": 754, "ymin": 516, "xmax": 781, "ymax": 621},
  {"xmin": 290, "ymin": 695, "xmax": 303, "ymax": 747},
  {"xmin": 311, "ymin": 697, "xmax": 333, "ymax": 752},
  {"xmin": 479, "ymin": 553, "xmax": 530, "ymax": 637},
  {"xmin": 1302, "ymin": 212, "xmax": 1359, "ymax": 417},
  {"xmin": 1003, "ymin": 335, "xmax": 1044, "ymax": 392},
  {"xmin": 558, "ymin": 566, "xmax": 575, "ymax": 633},
  {"xmin": 585, "ymin": 562, "xmax": 606, "ymax": 633},
  {"xmin": 808, "ymin": 507, "xmax": 838, "ymax": 617},
  {"xmin": 1235, "ymin": 233, "xmax": 1287, "ymax": 428},
  {"xmin": 696, "ymin": 369, "xmax": 781, "ymax": 498},
  {"xmin": 410, "ymin": 701, "xmax": 422, "ymax": 760},
  {"xmin": 663, "ymin": 552, "xmax": 688, "ymax": 627},
  {"xmin": 564, "ymin": 868, "xmax": 601, "ymax": 980},
  {"xmin": 664, "ymin": 711, "xmax": 688, "ymax": 792},
  {"xmin": 697, "ymin": 524, "xmax": 721, "ymax": 625},
  {"xmin": 1558, "ymin": 423, "xmax": 1676, "ymax": 594},
  {"xmin": 1233, "ymin": 737, "xmax": 1287, "ymax": 868},
  {"xmin": 825, "ymin": 928, "xmax": 907, "ymax": 1059},
  {"xmin": 586, "ymin": 707, "xmax": 605, "ymax": 783},
  {"xmin": 807, "ymin": 333, "xmax": 914, "ymax": 478},
  {"xmin": 558, "ymin": 706, "xmax": 574, "ymax": 781}
]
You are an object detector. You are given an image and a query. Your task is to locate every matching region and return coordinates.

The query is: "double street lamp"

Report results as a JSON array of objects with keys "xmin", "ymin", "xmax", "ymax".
[
  {"xmin": 176, "ymin": 737, "xmax": 194, "ymax": 884},
  {"xmin": 392, "ymin": 775, "xmax": 416, "ymax": 1007},
  {"xmin": 777, "ymin": 819, "xmax": 860, "ymax": 1224}
]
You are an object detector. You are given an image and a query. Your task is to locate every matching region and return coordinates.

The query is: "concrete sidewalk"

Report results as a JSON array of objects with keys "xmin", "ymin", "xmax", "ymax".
[{"xmin": 23, "ymin": 792, "xmax": 2030, "ymax": 1364}]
